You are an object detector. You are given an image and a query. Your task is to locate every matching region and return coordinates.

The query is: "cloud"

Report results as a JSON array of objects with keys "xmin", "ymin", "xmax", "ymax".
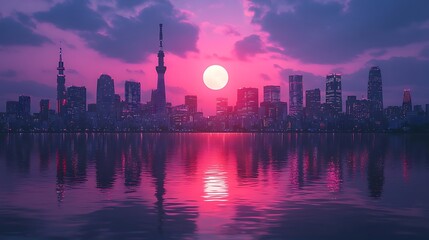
[
  {"xmin": 260, "ymin": 73, "xmax": 271, "ymax": 81},
  {"xmin": 343, "ymin": 57, "xmax": 429, "ymax": 106},
  {"xmin": 167, "ymin": 85, "xmax": 187, "ymax": 95},
  {"xmin": 248, "ymin": 0, "xmax": 429, "ymax": 64},
  {"xmin": 35, "ymin": 0, "xmax": 106, "ymax": 31},
  {"xmin": 421, "ymin": 46, "xmax": 429, "ymax": 58},
  {"xmin": 0, "ymin": 17, "xmax": 51, "ymax": 46},
  {"xmin": 221, "ymin": 25, "xmax": 241, "ymax": 36},
  {"xmin": 234, "ymin": 34, "xmax": 265, "ymax": 60},
  {"xmin": 0, "ymin": 78, "xmax": 56, "ymax": 99},
  {"xmin": 126, "ymin": 69, "xmax": 145, "ymax": 75},
  {"xmin": 0, "ymin": 69, "xmax": 17, "ymax": 78},
  {"xmin": 81, "ymin": 1, "xmax": 199, "ymax": 63},
  {"xmin": 116, "ymin": 0, "xmax": 148, "ymax": 9}
]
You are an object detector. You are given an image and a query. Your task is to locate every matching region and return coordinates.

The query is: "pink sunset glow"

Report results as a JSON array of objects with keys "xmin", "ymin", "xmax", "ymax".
[{"xmin": 1, "ymin": 0, "xmax": 429, "ymax": 115}]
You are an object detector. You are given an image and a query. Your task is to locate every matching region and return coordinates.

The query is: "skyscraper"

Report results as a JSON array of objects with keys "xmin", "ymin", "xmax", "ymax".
[
  {"xmin": 236, "ymin": 87, "xmax": 259, "ymax": 116},
  {"xmin": 367, "ymin": 66, "xmax": 383, "ymax": 114},
  {"xmin": 151, "ymin": 24, "xmax": 167, "ymax": 114},
  {"xmin": 125, "ymin": 81, "xmax": 141, "ymax": 104},
  {"xmin": 216, "ymin": 98, "xmax": 228, "ymax": 116},
  {"xmin": 57, "ymin": 47, "xmax": 67, "ymax": 115},
  {"xmin": 326, "ymin": 74, "xmax": 342, "ymax": 113},
  {"xmin": 402, "ymin": 89, "xmax": 412, "ymax": 115},
  {"xmin": 263, "ymin": 86, "xmax": 280, "ymax": 103},
  {"xmin": 19, "ymin": 95, "xmax": 31, "ymax": 114},
  {"xmin": 6, "ymin": 101, "xmax": 19, "ymax": 114},
  {"xmin": 305, "ymin": 88, "xmax": 321, "ymax": 116},
  {"xmin": 185, "ymin": 95, "xmax": 197, "ymax": 113},
  {"xmin": 261, "ymin": 85, "xmax": 287, "ymax": 128},
  {"xmin": 97, "ymin": 74, "xmax": 115, "ymax": 126},
  {"xmin": 125, "ymin": 81, "xmax": 141, "ymax": 114},
  {"xmin": 67, "ymin": 86, "xmax": 86, "ymax": 124},
  {"xmin": 40, "ymin": 99, "xmax": 50, "ymax": 121},
  {"xmin": 289, "ymin": 75, "xmax": 303, "ymax": 116}
]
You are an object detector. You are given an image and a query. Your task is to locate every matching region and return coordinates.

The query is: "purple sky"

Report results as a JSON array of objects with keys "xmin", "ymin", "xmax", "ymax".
[{"xmin": 0, "ymin": 0, "xmax": 429, "ymax": 114}]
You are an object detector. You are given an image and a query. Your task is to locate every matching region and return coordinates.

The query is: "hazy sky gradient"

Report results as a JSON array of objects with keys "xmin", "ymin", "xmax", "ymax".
[{"xmin": 0, "ymin": 0, "xmax": 428, "ymax": 114}]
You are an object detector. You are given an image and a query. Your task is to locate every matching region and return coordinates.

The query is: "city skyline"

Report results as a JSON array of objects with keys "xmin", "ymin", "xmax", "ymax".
[{"xmin": 1, "ymin": 0, "xmax": 429, "ymax": 115}]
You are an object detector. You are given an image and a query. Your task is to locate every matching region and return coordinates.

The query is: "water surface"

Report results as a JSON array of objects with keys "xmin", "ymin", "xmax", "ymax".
[{"xmin": 0, "ymin": 133, "xmax": 429, "ymax": 239}]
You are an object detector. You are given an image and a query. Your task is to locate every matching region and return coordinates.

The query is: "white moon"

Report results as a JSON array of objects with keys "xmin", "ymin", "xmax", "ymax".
[{"xmin": 203, "ymin": 65, "xmax": 229, "ymax": 90}]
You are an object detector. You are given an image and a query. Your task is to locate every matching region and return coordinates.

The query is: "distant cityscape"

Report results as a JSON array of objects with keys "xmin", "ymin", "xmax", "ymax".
[{"xmin": 1, "ymin": 24, "xmax": 428, "ymax": 133}]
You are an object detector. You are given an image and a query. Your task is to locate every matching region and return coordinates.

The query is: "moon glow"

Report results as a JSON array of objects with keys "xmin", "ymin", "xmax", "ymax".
[{"xmin": 203, "ymin": 65, "xmax": 229, "ymax": 90}]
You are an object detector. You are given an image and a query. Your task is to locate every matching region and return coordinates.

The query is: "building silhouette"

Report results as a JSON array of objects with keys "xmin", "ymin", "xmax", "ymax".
[
  {"xmin": 263, "ymin": 85, "xmax": 280, "ymax": 103},
  {"xmin": 185, "ymin": 95, "xmax": 197, "ymax": 113},
  {"xmin": 402, "ymin": 89, "xmax": 412, "ymax": 115},
  {"xmin": 305, "ymin": 88, "xmax": 321, "ymax": 117},
  {"xmin": 260, "ymin": 85, "xmax": 287, "ymax": 128},
  {"xmin": 151, "ymin": 24, "xmax": 167, "ymax": 114},
  {"xmin": 57, "ymin": 47, "xmax": 67, "ymax": 116},
  {"xmin": 6, "ymin": 101, "xmax": 20, "ymax": 114},
  {"xmin": 236, "ymin": 87, "xmax": 259, "ymax": 117},
  {"xmin": 18, "ymin": 96, "xmax": 31, "ymax": 114},
  {"xmin": 368, "ymin": 66, "xmax": 383, "ymax": 115},
  {"xmin": 39, "ymin": 99, "xmax": 50, "ymax": 121},
  {"xmin": 326, "ymin": 74, "xmax": 342, "ymax": 113},
  {"xmin": 97, "ymin": 74, "xmax": 116, "ymax": 128},
  {"xmin": 216, "ymin": 98, "xmax": 228, "ymax": 116},
  {"xmin": 289, "ymin": 75, "xmax": 304, "ymax": 117},
  {"xmin": 125, "ymin": 81, "xmax": 141, "ymax": 114}
]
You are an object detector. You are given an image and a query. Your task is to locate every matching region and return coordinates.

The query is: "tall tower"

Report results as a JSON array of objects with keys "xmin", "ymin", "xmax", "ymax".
[
  {"xmin": 289, "ymin": 75, "xmax": 304, "ymax": 116},
  {"xmin": 368, "ymin": 66, "xmax": 383, "ymax": 115},
  {"xmin": 151, "ymin": 23, "xmax": 167, "ymax": 114},
  {"xmin": 57, "ymin": 47, "xmax": 67, "ymax": 115},
  {"xmin": 326, "ymin": 73, "xmax": 342, "ymax": 113},
  {"xmin": 263, "ymin": 86, "xmax": 280, "ymax": 103},
  {"xmin": 402, "ymin": 89, "xmax": 412, "ymax": 115}
]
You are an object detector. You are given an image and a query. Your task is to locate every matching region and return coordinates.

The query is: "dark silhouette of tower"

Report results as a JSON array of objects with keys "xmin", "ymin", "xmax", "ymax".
[
  {"xmin": 289, "ymin": 75, "xmax": 304, "ymax": 116},
  {"xmin": 96, "ymin": 74, "xmax": 115, "ymax": 128},
  {"xmin": 402, "ymin": 89, "xmax": 412, "ymax": 115},
  {"xmin": 151, "ymin": 24, "xmax": 167, "ymax": 114},
  {"xmin": 367, "ymin": 66, "xmax": 383, "ymax": 115},
  {"xmin": 236, "ymin": 87, "xmax": 259, "ymax": 117},
  {"xmin": 326, "ymin": 74, "xmax": 342, "ymax": 113},
  {"xmin": 57, "ymin": 47, "xmax": 67, "ymax": 116},
  {"xmin": 185, "ymin": 95, "xmax": 197, "ymax": 113}
]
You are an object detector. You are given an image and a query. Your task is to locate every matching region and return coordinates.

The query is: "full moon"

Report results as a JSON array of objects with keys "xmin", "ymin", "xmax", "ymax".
[{"xmin": 203, "ymin": 65, "xmax": 229, "ymax": 90}]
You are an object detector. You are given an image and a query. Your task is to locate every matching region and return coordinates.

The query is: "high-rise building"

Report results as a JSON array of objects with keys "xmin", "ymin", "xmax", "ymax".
[
  {"xmin": 97, "ymin": 74, "xmax": 115, "ymax": 126},
  {"xmin": 57, "ymin": 47, "xmax": 67, "ymax": 115},
  {"xmin": 236, "ymin": 87, "xmax": 258, "ymax": 116},
  {"xmin": 151, "ymin": 24, "xmax": 167, "ymax": 114},
  {"xmin": 261, "ymin": 85, "xmax": 287, "ymax": 128},
  {"xmin": 185, "ymin": 95, "xmax": 197, "ymax": 113},
  {"xmin": 263, "ymin": 86, "xmax": 280, "ymax": 103},
  {"xmin": 346, "ymin": 96, "xmax": 357, "ymax": 115},
  {"xmin": 305, "ymin": 88, "xmax": 321, "ymax": 116},
  {"xmin": 19, "ymin": 96, "xmax": 31, "ymax": 114},
  {"xmin": 125, "ymin": 81, "xmax": 141, "ymax": 114},
  {"xmin": 326, "ymin": 73, "xmax": 342, "ymax": 113},
  {"xmin": 67, "ymin": 87, "xmax": 86, "ymax": 114},
  {"xmin": 125, "ymin": 81, "xmax": 141, "ymax": 104},
  {"xmin": 289, "ymin": 75, "xmax": 303, "ymax": 116},
  {"xmin": 367, "ymin": 66, "xmax": 383, "ymax": 115},
  {"xmin": 346, "ymin": 96, "xmax": 370, "ymax": 121},
  {"xmin": 6, "ymin": 101, "xmax": 20, "ymax": 114},
  {"xmin": 402, "ymin": 89, "xmax": 412, "ymax": 115},
  {"xmin": 216, "ymin": 98, "xmax": 228, "ymax": 116},
  {"xmin": 40, "ymin": 99, "xmax": 50, "ymax": 121}
]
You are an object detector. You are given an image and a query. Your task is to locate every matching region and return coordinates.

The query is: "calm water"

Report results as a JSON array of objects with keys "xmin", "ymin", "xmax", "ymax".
[{"xmin": 0, "ymin": 133, "xmax": 429, "ymax": 240}]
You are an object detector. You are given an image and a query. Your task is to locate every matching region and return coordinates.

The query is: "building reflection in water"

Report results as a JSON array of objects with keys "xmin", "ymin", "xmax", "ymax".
[{"xmin": 2, "ymin": 133, "xmax": 429, "ymax": 238}]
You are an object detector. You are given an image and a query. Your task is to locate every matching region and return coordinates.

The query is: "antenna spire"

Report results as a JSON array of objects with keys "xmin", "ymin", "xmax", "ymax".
[
  {"xmin": 59, "ymin": 41, "xmax": 63, "ymax": 62},
  {"xmin": 159, "ymin": 23, "xmax": 163, "ymax": 50}
]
